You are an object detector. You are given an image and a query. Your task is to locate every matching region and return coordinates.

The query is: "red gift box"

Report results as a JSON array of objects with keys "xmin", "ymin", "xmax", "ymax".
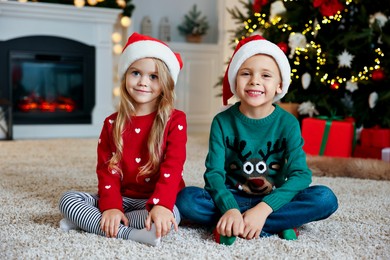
[
  {"xmin": 301, "ymin": 117, "xmax": 355, "ymax": 158},
  {"xmin": 360, "ymin": 127, "xmax": 390, "ymax": 148},
  {"xmin": 353, "ymin": 144, "xmax": 382, "ymax": 159}
]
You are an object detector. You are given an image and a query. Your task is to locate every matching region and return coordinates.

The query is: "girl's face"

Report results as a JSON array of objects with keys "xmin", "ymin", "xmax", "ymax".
[
  {"xmin": 235, "ymin": 54, "xmax": 283, "ymax": 118},
  {"xmin": 125, "ymin": 58, "xmax": 162, "ymax": 115}
]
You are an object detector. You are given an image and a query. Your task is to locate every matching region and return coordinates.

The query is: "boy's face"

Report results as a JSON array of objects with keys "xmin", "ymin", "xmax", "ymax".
[{"xmin": 235, "ymin": 54, "xmax": 283, "ymax": 118}]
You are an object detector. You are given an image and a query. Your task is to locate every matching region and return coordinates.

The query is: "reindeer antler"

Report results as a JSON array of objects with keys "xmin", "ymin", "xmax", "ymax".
[
  {"xmin": 226, "ymin": 137, "xmax": 252, "ymax": 162},
  {"xmin": 258, "ymin": 138, "xmax": 287, "ymax": 162}
]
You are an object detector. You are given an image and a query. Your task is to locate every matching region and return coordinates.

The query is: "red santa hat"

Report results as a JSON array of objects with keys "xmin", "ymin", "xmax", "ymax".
[
  {"xmin": 222, "ymin": 35, "xmax": 291, "ymax": 105},
  {"xmin": 118, "ymin": 32, "xmax": 183, "ymax": 84}
]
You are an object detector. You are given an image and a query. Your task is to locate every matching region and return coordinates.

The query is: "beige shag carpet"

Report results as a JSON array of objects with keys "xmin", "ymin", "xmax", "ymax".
[{"xmin": 0, "ymin": 134, "xmax": 389, "ymax": 259}]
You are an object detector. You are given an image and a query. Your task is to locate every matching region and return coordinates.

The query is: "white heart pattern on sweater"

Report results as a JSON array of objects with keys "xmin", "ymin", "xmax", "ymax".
[
  {"xmin": 178, "ymin": 125, "xmax": 183, "ymax": 130},
  {"xmin": 135, "ymin": 158, "xmax": 141, "ymax": 163},
  {"xmin": 164, "ymin": 173, "xmax": 170, "ymax": 178},
  {"xmin": 153, "ymin": 198, "xmax": 159, "ymax": 204},
  {"xmin": 109, "ymin": 119, "xmax": 114, "ymax": 124},
  {"xmin": 105, "ymin": 185, "xmax": 111, "ymax": 189},
  {"xmin": 135, "ymin": 128, "xmax": 141, "ymax": 133}
]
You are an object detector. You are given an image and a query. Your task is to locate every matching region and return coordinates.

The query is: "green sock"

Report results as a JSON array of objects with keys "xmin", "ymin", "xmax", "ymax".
[{"xmin": 281, "ymin": 229, "xmax": 298, "ymax": 240}]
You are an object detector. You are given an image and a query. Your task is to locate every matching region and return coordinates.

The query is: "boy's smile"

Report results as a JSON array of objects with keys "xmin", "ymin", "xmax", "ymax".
[{"xmin": 246, "ymin": 90, "xmax": 265, "ymax": 97}]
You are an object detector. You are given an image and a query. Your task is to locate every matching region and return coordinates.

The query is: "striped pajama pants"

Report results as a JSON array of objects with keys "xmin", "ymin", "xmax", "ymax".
[{"xmin": 58, "ymin": 190, "xmax": 181, "ymax": 238}]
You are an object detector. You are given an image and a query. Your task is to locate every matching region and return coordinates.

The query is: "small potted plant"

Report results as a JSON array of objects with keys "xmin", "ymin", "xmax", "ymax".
[{"xmin": 177, "ymin": 4, "xmax": 210, "ymax": 43}]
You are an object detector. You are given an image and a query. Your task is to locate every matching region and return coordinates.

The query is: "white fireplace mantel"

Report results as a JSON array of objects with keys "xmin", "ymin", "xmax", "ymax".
[{"xmin": 0, "ymin": 1, "xmax": 121, "ymax": 139}]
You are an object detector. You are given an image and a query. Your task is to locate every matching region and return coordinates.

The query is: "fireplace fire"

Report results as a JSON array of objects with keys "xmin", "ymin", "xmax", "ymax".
[{"xmin": 1, "ymin": 35, "xmax": 95, "ymax": 125}]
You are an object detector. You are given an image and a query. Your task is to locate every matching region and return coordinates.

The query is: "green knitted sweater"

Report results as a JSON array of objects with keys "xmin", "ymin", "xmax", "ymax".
[{"xmin": 204, "ymin": 102, "xmax": 312, "ymax": 214}]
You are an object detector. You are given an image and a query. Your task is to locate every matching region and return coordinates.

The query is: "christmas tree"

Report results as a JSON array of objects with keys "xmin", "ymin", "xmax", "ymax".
[
  {"xmin": 178, "ymin": 4, "xmax": 210, "ymax": 37},
  {"xmin": 227, "ymin": 0, "xmax": 390, "ymax": 128}
]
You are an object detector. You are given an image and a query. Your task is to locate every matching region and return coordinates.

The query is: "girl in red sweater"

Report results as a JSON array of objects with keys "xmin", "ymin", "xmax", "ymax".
[{"xmin": 59, "ymin": 32, "xmax": 187, "ymax": 246}]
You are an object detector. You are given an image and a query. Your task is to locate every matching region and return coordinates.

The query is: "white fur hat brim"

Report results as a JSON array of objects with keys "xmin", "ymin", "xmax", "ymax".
[{"xmin": 118, "ymin": 33, "xmax": 182, "ymax": 84}]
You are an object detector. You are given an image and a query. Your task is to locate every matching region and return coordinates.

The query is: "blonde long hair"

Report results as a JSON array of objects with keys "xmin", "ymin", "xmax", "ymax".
[{"xmin": 109, "ymin": 58, "xmax": 175, "ymax": 178}]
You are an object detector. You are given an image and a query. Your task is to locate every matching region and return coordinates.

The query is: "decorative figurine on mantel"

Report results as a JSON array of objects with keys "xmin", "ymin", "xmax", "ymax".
[
  {"xmin": 141, "ymin": 16, "xmax": 152, "ymax": 36},
  {"xmin": 159, "ymin": 17, "xmax": 171, "ymax": 42},
  {"xmin": 177, "ymin": 4, "xmax": 209, "ymax": 43}
]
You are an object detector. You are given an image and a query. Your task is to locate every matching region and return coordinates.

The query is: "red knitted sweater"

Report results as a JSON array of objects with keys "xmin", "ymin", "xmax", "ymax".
[{"xmin": 96, "ymin": 109, "xmax": 187, "ymax": 213}]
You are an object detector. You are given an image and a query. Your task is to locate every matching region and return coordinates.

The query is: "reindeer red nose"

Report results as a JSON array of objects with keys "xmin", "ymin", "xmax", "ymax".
[{"xmin": 249, "ymin": 178, "xmax": 265, "ymax": 187}]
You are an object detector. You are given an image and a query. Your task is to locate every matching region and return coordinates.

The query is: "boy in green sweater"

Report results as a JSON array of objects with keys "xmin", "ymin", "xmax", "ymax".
[{"xmin": 176, "ymin": 35, "xmax": 338, "ymax": 245}]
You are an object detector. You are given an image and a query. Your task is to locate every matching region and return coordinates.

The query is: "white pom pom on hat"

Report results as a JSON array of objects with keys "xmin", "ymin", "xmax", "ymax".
[
  {"xmin": 118, "ymin": 32, "xmax": 183, "ymax": 84},
  {"xmin": 222, "ymin": 35, "xmax": 291, "ymax": 105}
]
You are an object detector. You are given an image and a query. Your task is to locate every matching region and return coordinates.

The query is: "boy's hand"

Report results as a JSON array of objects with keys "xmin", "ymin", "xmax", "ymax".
[
  {"xmin": 101, "ymin": 209, "xmax": 129, "ymax": 238},
  {"xmin": 242, "ymin": 202, "xmax": 272, "ymax": 239},
  {"xmin": 146, "ymin": 205, "xmax": 178, "ymax": 238},
  {"xmin": 216, "ymin": 208, "xmax": 244, "ymax": 237}
]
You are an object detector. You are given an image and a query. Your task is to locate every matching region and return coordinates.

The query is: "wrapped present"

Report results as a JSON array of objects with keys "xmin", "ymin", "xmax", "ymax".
[
  {"xmin": 353, "ymin": 145, "xmax": 382, "ymax": 160},
  {"xmin": 360, "ymin": 127, "xmax": 390, "ymax": 148},
  {"xmin": 301, "ymin": 117, "xmax": 355, "ymax": 158}
]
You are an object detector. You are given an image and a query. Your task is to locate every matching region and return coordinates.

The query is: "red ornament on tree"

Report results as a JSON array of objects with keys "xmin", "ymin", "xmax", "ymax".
[
  {"xmin": 372, "ymin": 69, "xmax": 385, "ymax": 81},
  {"xmin": 313, "ymin": 0, "xmax": 344, "ymax": 17},
  {"xmin": 277, "ymin": 42, "xmax": 288, "ymax": 54},
  {"xmin": 330, "ymin": 82, "xmax": 340, "ymax": 90},
  {"xmin": 252, "ymin": 0, "xmax": 269, "ymax": 13}
]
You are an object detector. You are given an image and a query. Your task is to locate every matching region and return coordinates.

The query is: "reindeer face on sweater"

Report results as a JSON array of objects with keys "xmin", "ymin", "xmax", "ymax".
[{"xmin": 226, "ymin": 137, "xmax": 286, "ymax": 195}]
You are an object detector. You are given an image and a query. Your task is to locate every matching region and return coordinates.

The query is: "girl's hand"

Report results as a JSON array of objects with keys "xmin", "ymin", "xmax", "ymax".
[
  {"xmin": 241, "ymin": 202, "xmax": 272, "ymax": 240},
  {"xmin": 145, "ymin": 205, "xmax": 178, "ymax": 238},
  {"xmin": 216, "ymin": 208, "xmax": 244, "ymax": 237},
  {"xmin": 101, "ymin": 209, "xmax": 129, "ymax": 238}
]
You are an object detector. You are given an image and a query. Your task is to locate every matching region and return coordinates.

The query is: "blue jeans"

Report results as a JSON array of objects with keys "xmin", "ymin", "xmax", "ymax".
[{"xmin": 176, "ymin": 185, "xmax": 338, "ymax": 236}]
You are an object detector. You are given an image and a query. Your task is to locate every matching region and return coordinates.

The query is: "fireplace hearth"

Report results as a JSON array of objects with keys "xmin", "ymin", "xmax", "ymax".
[
  {"xmin": 1, "ymin": 35, "xmax": 95, "ymax": 125},
  {"xmin": 0, "ymin": 2, "xmax": 121, "ymax": 139}
]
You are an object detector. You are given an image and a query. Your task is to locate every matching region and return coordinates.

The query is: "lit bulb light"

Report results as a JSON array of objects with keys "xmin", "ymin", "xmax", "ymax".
[
  {"xmin": 87, "ymin": 0, "xmax": 97, "ymax": 5},
  {"xmin": 111, "ymin": 32, "xmax": 122, "ymax": 43},
  {"xmin": 113, "ymin": 86, "xmax": 121, "ymax": 97},
  {"xmin": 116, "ymin": 0, "xmax": 126, "ymax": 8},
  {"xmin": 121, "ymin": 16, "xmax": 131, "ymax": 27},
  {"xmin": 270, "ymin": 16, "xmax": 281, "ymax": 25},
  {"xmin": 113, "ymin": 44, "xmax": 123, "ymax": 55},
  {"xmin": 74, "ymin": 0, "xmax": 85, "ymax": 8}
]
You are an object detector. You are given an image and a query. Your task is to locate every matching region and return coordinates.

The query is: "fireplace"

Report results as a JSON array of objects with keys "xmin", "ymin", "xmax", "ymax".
[
  {"xmin": 0, "ymin": 1, "xmax": 121, "ymax": 139},
  {"xmin": 1, "ymin": 36, "xmax": 95, "ymax": 125}
]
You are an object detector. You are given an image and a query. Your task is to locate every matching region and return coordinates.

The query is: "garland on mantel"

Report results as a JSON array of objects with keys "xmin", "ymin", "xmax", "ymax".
[{"xmin": 24, "ymin": 0, "xmax": 135, "ymax": 17}]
